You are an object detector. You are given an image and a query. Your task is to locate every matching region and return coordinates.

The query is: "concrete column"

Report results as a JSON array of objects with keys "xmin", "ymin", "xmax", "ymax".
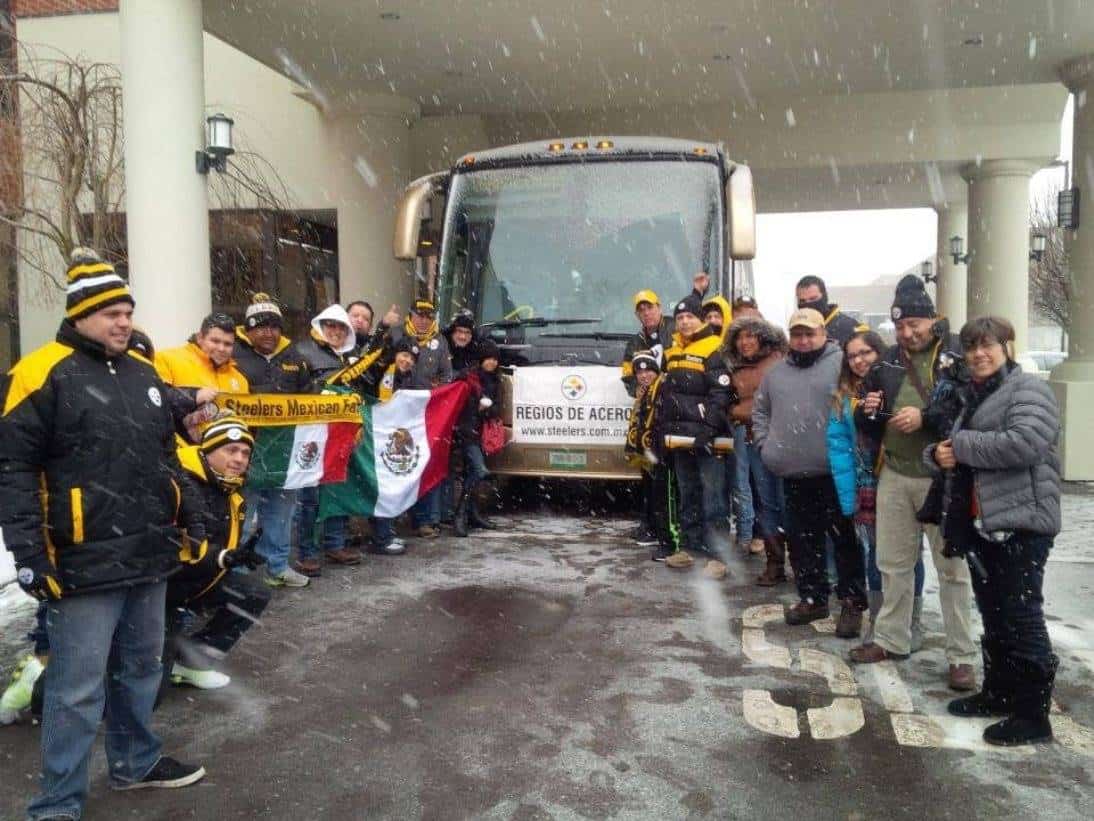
[
  {"xmin": 961, "ymin": 158, "xmax": 1040, "ymax": 363},
  {"xmin": 120, "ymin": 0, "xmax": 210, "ymax": 348},
  {"xmin": 1052, "ymin": 55, "xmax": 1094, "ymax": 480},
  {"xmin": 933, "ymin": 205, "xmax": 968, "ymax": 328}
]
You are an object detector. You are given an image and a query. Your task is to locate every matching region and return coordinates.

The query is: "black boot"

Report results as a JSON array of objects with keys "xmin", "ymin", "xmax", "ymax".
[
  {"xmin": 983, "ymin": 655, "xmax": 1056, "ymax": 746},
  {"xmin": 454, "ymin": 488, "xmax": 471, "ymax": 538},
  {"xmin": 467, "ymin": 481, "xmax": 497, "ymax": 530},
  {"xmin": 948, "ymin": 638, "xmax": 1012, "ymax": 717}
]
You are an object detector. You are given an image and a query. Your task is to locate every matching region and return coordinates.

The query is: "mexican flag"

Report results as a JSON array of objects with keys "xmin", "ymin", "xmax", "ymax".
[
  {"xmin": 215, "ymin": 393, "xmax": 366, "ymax": 491},
  {"xmin": 320, "ymin": 381, "xmax": 469, "ymax": 520}
]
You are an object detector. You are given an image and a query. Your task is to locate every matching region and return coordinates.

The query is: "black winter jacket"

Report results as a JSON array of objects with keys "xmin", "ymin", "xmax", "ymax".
[
  {"xmin": 655, "ymin": 324, "xmax": 732, "ymax": 444},
  {"xmin": 456, "ymin": 367, "xmax": 500, "ymax": 442},
  {"xmin": 854, "ymin": 318, "xmax": 963, "ymax": 439},
  {"xmin": 168, "ymin": 446, "xmax": 247, "ymax": 607},
  {"xmin": 823, "ymin": 306, "xmax": 861, "ymax": 348},
  {"xmin": 297, "ymin": 330, "xmax": 360, "ymax": 389},
  {"xmin": 0, "ymin": 321, "xmax": 197, "ymax": 594},
  {"xmin": 233, "ymin": 327, "xmax": 312, "ymax": 394},
  {"xmin": 621, "ymin": 316, "xmax": 674, "ymax": 396}
]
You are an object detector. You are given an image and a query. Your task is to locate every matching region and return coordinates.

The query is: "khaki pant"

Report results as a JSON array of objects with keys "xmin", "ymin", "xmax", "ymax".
[{"xmin": 873, "ymin": 468, "xmax": 978, "ymax": 664}]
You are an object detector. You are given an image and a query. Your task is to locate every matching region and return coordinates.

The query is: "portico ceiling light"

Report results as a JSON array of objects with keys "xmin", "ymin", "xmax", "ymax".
[
  {"xmin": 195, "ymin": 113, "xmax": 234, "ymax": 175},
  {"xmin": 379, "ymin": 12, "xmax": 401, "ymax": 21},
  {"xmin": 920, "ymin": 260, "xmax": 936, "ymax": 283},
  {"xmin": 962, "ymin": 34, "xmax": 984, "ymax": 46}
]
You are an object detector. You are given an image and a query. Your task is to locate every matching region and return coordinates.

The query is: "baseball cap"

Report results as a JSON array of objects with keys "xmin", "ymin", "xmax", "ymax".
[
  {"xmin": 633, "ymin": 289, "xmax": 660, "ymax": 309},
  {"xmin": 787, "ymin": 308, "xmax": 825, "ymax": 330}
]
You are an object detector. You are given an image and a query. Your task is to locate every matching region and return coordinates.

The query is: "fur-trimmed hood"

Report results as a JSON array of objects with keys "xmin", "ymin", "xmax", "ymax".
[{"xmin": 725, "ymin": 316, "xmax": 788, "ymax": 366}]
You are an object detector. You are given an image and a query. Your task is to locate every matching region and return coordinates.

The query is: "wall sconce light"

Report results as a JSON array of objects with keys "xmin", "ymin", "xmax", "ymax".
[
  {"xmin": 196, "ymin": 113, "xmax": 235, "ymax": 174},
  {"xmin": 1057, "ymin": 187, "xmax": 1080, "ymax": 230},
  {"xmin": 920, "ymin": 259, "xmax": 936, "ymax": 283},
  {"xmin": 1029, "ymin": 232, "xmax": 1047, "ymax": 263},
  {"xmin": 949, "ymin": 235, "xmax": 970, "ymax": 266}
]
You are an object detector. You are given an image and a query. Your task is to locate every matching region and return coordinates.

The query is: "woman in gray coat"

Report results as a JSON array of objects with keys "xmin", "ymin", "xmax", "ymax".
[{"xmin": 926, "ymin": 316, "xmax": 1061, "ymax": 747}]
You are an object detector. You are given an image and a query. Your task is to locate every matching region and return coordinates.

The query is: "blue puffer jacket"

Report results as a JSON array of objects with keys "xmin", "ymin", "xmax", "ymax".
[{"xmin": 826, "ymin": 395, "xmax": 880, "ymax": 517}]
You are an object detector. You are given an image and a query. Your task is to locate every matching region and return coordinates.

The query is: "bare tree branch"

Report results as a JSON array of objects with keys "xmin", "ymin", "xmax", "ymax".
[{"xmin": 1029, "ymin": 179, "xmax": 1071, "ymax": 333}]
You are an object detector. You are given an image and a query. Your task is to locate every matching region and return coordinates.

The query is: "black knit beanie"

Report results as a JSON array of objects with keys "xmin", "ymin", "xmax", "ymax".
[{"xmin": 890, "ymin": 275, "xmax": 936, "ymax": 321}]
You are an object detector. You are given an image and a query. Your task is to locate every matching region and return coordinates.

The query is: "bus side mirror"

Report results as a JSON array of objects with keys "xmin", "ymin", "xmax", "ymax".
[
  {"xmin": 393, "ymin": 172, "xmax": 447, "ymax": 260},
  {"xmin": 726, "ymin": 163, "xmax": 757, "ymax": 260}
]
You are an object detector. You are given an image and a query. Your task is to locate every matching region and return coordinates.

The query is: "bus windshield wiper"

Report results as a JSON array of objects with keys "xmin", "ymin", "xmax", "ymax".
[
  {"xmin": 481, "ymin": 317, "xmax": 603, "ymax": 329},
  {"xmin": 538, "ymin": 332, "xmax": 633, "ymax": 341}
]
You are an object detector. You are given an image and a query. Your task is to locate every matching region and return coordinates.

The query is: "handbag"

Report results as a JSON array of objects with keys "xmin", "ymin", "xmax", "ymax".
[{"xmin": 481, "ymin": 417, "xmax": 507, "ymax": 456}]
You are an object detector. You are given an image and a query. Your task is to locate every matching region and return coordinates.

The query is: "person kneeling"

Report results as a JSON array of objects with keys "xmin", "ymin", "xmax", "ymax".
[{"xmin": 167, "ymin": 416, "xmax": 271, "ymax": 691}]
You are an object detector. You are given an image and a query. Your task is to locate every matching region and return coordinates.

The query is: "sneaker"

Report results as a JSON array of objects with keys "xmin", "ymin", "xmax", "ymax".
[
  {"xmin": 371, "ymin": 537, "xmax": 407, "ymax": 555},
  {"xmin": 785, "ymin": 600, "xmax": 830, "ymax": 626},
  {"xmin": 1, "ymin": 654, "xmax": 44, "ymax": 723},
  {"xmin": 417, "ymin": 524, "xmax": 440, "ymax": 539},
  {"xmin": 171, "ymin": 663, "xmax": 230, "ymax": 690},
  {"xmin": 293, "ymin": 557, "xmax": 323, "ymax": 577},
  {"xmin": 112, "ymin": 756, "xmax": 206, "ymax": 791},
  {"xmin": 631, "ymin": 526, "xmax": 659, "ymax": 546},
  {"xmin": 651, "ymin": 545, "xmax": 674, "ymax": 562},
  {"xmin": 264, "ymin": 567, "xmax": 310, "ymax": 588}
]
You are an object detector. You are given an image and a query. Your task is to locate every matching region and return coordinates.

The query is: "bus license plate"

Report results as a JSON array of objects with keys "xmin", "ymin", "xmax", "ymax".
[{"xmin": 549, "ymin": 451, "xmax": 587, "ymax": 468}]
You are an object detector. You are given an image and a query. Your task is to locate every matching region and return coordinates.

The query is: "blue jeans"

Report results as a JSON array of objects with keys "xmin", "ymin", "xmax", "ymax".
[
  {"xmin": 412, "ymin": 483, "xmax": 442, "ymax": 527},
  {"xmin": 372, "ymin": 517, "xmax": 395, "ymax": 545},
  {"xmin": 731, "ymin": 426, "xmax": 755, "ymax": 543},
  {"xmin": 243, "ymin": 487, "xmax": 298, "ymax": 576},
  {"xmin": 28, "ymin": 583, "xmax": 167, "ymax": 820},
  {"xmin": 295, "ymin": 486, "xmax": 347, "ymax": 560},
  {"xmin": 734, "ymin": 427, "xmax": 785, "ymax": 540},
  {"xmin": 858, "ymin": 521, "xmax": 925, "ymax": 595},
  {"xmin": 463, "ymin": 441, "xmax": 489, "ymax": 483},
  {"xmin": 672, "ymin": 450, "xmax": 731, "ymax": 557}
]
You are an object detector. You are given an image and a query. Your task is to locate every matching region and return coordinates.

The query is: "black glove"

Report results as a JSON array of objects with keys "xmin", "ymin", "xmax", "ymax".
[
  {"xmin": 16, "ymin": 559, "xmax": 62, "ymax": 601},
  {"xmin": 220, "ymin": 529, "xmax": 266, "ymax": 570}
]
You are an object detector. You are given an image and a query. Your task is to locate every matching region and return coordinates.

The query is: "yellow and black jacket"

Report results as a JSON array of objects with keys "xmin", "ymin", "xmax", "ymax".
[
  {"xmin": 621, "ymin": 316, "xmax": 674, "ymax": 397},
  {"xmin": 656, "ymin": 324, "xmax": 732, "ymax": 443},
  {"xmin": 154, "ymin": 338, "xmax": 249, "ymax": 393},
  {"xmin": 0, "ymin": 321, "xmax": 195, "ymax": 594},
  {"xmin": 169, "ymin": 446, "xmax": 246, "ymax": 607},
  {"xmin": 233, "ymin": 327, "xmax": 312, "ymax": 394}
]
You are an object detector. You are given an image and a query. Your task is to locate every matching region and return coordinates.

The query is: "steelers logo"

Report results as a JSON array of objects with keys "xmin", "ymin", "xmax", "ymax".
[
  {"xmin": 227, "ymin": 428, "xmax": 242, "ymax": 441},
  {"xmin": 561, "ymin": 374, "xmax": 587, "ymax": 400},
  {"xmin": 147, "ymin": 387, "xmax": 162, "ymax": 407}
]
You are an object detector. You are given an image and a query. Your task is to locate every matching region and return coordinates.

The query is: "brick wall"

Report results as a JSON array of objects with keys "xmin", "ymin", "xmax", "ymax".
[{"xmin": 12, "ymin": 0, "xmax": 117, "ymax": 17}]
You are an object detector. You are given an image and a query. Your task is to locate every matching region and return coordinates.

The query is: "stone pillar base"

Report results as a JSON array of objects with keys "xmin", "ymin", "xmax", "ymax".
[{"xmin": 1049, "ymin": 374, "xmax": 1094, "ymax": 480}]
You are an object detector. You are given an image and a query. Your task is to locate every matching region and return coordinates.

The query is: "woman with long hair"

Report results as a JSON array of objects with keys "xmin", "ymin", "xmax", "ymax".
[
  {"xmin": 827, "ymin": 328, "xmax": 925, "ymax": 644},
  {"xmin": 927, "ymin": 316, "xmax": 1061, "ymax": 745}
]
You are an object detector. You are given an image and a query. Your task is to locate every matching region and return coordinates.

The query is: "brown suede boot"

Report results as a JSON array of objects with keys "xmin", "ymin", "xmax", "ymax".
[{"xmin": 756, "ymin": 535, "xmax": 787, "ymax": 586}]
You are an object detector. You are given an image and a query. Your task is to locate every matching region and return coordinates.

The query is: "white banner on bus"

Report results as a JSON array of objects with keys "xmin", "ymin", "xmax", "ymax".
[{"xmin": 511, "ymin": 366, "xmax": 633, "ymax": 446}]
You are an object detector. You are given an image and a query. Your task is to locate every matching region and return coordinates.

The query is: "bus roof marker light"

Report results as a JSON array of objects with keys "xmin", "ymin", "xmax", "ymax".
[
  {"xmin": 572, "ymin": 140, "xmax": 589, "ymax": 150},
  {"xmin": 547, "ymin": 142, "xmax": 565, "ymax": 152},
  {"xmin": 693, "ymin": 147, "xmax": 708, "ymax": 155},
  {"xmin": 595, "ymin": 140, "xmax": 614, "ymax": 149}
]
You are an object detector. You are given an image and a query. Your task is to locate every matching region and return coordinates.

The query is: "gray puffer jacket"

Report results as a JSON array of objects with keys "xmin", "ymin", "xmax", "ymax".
[{"xmin": 926, "ymin": 366, "xmax": 1061, "ymax": 536}]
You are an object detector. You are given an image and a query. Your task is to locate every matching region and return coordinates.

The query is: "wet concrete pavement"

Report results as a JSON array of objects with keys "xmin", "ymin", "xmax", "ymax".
[{"xmin": 2, "ymin": 491, "xmax": 1093, "ymax": 820}]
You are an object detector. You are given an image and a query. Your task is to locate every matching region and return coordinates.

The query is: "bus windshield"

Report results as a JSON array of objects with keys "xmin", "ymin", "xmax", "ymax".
[{"xmin": 438, "ymin": 159, "xmax": 723, "ymax": 336}]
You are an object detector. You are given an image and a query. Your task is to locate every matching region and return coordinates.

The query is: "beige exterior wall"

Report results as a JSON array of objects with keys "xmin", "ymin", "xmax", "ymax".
[{"xmin": 15, "ymin": 11, "xmax": 416, "ymax": 353}]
